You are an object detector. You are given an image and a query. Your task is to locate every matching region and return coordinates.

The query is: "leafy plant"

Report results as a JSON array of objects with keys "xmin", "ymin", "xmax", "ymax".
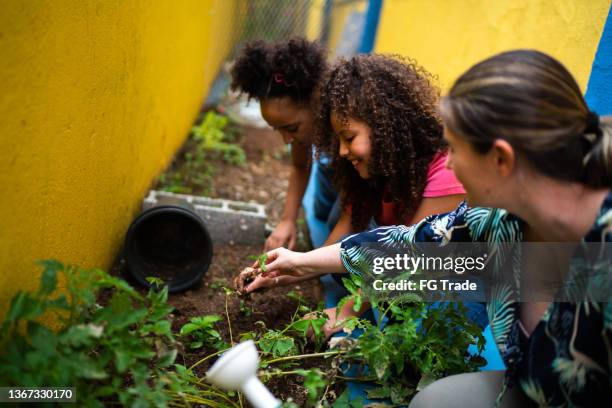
[
  {"xmin": 0, "ymin": 260, "xmax": 195, "ymax": 407},
  {"xmin": 157, "ymin": 111, "xmax": 244, "ymax": 195},
  {"xmin": 328, "ymin": 274, "xmax": 487, "ymax": 406},
  {"xmin": 238, "ymin": 299, "xmax": 252, "ymax": 317},
  {"xmin": 191, "ymin": 111, "xmax": 245, "ymax": 166},
  {"xmin": 179, "ymin": 315, "xmax": 227, "ymax": 350}
]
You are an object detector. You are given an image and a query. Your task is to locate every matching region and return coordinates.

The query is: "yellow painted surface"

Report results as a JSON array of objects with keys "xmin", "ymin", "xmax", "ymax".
[
  {"xmin": 375, "ymin": 0, "xmax": 611, "ymax": 91},
  {"xmin": 0, "ymin": 0, "xmax": 237, "ymax": 317},
  {"xmin": 307, "ymin": 0, "xmax": 326, "ymax": 41},
  {"xmin": 328, "ymin": 0, "xmax": 368, "ymax": 54}
]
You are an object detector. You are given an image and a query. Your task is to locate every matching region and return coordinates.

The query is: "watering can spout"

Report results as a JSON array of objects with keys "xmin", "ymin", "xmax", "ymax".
[
  {"xmin": 206, "ymin": 340, "xmax": 280, "ymax": 408},
  {"xmin": 242, "ymin": 376, "xmax": 280, "ymax": 408}
]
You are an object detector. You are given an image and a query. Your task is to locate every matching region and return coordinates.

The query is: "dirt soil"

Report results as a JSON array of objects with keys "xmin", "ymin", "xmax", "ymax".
[{"xmin": 112, "ymin": 124, "xmax": 330, "ymax": 406}]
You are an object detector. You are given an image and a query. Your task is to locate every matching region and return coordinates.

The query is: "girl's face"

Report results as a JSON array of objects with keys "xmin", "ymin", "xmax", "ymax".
[
  {"xmin": 260, "ymin": 97, "xmax": 313, "ymax": 146},
  {"xmin": 443, "ymin": 126, "xmax": 514, "ymax": 207},
  {"xmin": 331, "ymin": 113, "xmax": 372, "ymax": 179}
]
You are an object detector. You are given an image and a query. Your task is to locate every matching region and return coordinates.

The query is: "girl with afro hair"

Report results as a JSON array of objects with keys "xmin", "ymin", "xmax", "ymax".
[{"xmin": 230, "ymin": 37, "xmax": 340, "ymax": 255}]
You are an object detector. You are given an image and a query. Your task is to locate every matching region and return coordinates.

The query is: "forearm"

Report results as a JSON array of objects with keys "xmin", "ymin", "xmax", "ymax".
[{"xmin": 295, "ymin": 243, "xmax": 346, "ymax": 277}]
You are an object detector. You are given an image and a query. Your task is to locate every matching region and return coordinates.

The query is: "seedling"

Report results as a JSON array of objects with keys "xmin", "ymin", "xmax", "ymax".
[
  {"xmin": 179, "ymin": 315, "xmax": 227, "ymax": 350},
  {"xmin": 235, "ymin": 253, "xmax": 270, "ymax": 295},
  {"xmin": 247, "ymin": 253, "xmax": 268, "ymax": 272},
  {"xmin": 239, "ymin": 299, "xmax": 252, "ymax": 317}
]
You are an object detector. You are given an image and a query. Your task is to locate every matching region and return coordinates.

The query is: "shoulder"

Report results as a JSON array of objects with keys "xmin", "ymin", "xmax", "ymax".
[
  {"xmin": 423, "ymin": 151, "xmax": 466, "ymax": 197},
  {"xmin": 465, "ymin": 207, "xmax": 523, "ymax": 243}
]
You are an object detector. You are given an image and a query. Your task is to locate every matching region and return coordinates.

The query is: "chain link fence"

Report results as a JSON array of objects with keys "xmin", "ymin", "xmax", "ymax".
[{"xmin": 205, "ymin": 0, "xmax": 369, "ymax": 108}]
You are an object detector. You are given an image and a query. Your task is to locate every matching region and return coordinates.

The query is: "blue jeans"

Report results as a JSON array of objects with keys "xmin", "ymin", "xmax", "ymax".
[{"xmin": 312, "ymin": 154, "xmax": 340, "ymax": 229}]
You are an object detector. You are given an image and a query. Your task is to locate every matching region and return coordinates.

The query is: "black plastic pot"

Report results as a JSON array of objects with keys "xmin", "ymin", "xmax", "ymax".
[{"xmin": 124, "ymin": 205, "xmax": 213, "ymax": 293}]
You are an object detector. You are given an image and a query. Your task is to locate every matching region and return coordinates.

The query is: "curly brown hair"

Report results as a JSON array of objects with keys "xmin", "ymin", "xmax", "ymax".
[
  {"xmin": 230, "ymin": 37, "xmax": 327, "ymax": 104},
  {"xmin": 315, "ymin": 54, "xmax": 445, "ymax": 230}
]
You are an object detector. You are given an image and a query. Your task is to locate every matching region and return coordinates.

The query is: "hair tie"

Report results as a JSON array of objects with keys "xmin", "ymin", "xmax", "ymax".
[
  {"xmin": 584, "ymin": 110, "xmax": 601, "ymax": 139},
  {"xmin": 273, "ymin": 73, "xmax": 295, "ymax": 88},
  {"xmin": 581, "ymin": 110, "xmax": 602, "ymax": 167}
]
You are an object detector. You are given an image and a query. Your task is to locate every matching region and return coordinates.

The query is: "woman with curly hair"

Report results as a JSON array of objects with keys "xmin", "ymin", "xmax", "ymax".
[{"xmin": 230, "ymin": 37, "xmax": 339, "ymax": 253}]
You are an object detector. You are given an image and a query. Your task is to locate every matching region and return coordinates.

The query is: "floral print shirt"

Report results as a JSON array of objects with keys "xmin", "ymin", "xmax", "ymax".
[{"xmin": 340, "ymin": 194, "xmax": 612, "ymax": 407}]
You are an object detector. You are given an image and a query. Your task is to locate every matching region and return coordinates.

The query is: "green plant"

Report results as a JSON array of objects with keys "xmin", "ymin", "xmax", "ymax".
[
  {"xmin": 0, "ymin": 260, "xmax": 195, "ymax": 407},
  {"xmin": 331, "ymin": 274, "xmax": 487, "ymax": 405},
  {"xmin": 0, "ymin": 260, "xmax": 486, "ymax": 407},
  {"xmin": 179, "ymin": 315, "xmax": 227, "ymax": 350},
  {"xmin": 248, "ymin": 252, "xmax": 268, "ymax": 272},
  {"xmin": 238, "ymin": 299, "xmax": 252, "ymax": 317},
  {"xmin": 191, "ymin": 111, "xmax": 245, "ymax": 166}
]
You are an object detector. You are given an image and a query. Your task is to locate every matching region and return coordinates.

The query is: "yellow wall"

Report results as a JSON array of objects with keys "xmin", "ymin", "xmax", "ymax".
[
  {"xmin": 0, "ymin": 0, "xmax": 237, "ymax": 317},
  {"xmin": 375, "ymin": 0, "xmax": 611, "ymax": 91},
  {"xmin": 328, "ymin": 0, "xmax": 368, "ymax": 54}
]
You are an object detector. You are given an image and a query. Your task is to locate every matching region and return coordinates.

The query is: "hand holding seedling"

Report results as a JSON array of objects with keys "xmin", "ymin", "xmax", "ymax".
[
  {"xmin": 233, "ymin": 253, "xmax": 270, "ymax": 295},
  {"xmin": 234, "ymin": 249, "xmax": 305, "ymax": 294},
  {"xmin": 258, "ymin": 244, "xmax": 344, "ymax": 280}
]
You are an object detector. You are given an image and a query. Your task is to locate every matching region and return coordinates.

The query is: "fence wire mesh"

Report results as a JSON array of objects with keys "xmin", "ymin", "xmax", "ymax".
[{"xmin": 207, "ymin": 0, "xmax": 368, "ymax": 108}]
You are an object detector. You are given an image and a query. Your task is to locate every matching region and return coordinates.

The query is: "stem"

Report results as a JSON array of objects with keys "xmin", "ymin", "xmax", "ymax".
[
  {"xmin": 190, "ymin": 338, "xmax": 263, "ymax": 371},
  {"xmin": 319, "ymin": 382, "xmax": 331, "ymax": 405},
  {"xmin": 335, "ymin": 375, "xmax": 379, "ymax": 382},
  {"xmin": 378, "ymin": 298, "xmax": 401, "ymax": 330},
  {"xmin": 225, "ymin": 291, "xmax": 234, "ymax": 344},
  {"xmin": 171, "ymin": 390, "xmax": 240, "ymax": 408},
  {"xmin": 189, "ymin": 346, "xmax": 231, "ymax": 370},
  {"xmin": 263, "ymin": 350, "xmax": 343, "ymax": 366}
]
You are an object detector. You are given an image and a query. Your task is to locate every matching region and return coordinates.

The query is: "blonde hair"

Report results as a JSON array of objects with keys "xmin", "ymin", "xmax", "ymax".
[{"xmin": 441, "ymin": 49, "xmax": 611, "ymax": 188}]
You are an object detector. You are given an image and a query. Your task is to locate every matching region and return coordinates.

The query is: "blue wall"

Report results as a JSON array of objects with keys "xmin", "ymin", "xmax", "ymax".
[{"xmin": 586, "ymin": 4, "xmax": 612, "ymax": 114}]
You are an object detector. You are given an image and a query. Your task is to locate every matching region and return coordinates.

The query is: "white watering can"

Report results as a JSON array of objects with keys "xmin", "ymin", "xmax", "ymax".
[{"xmin": 206, "ymin": 340, "xmax": 281, "ymax": 408}]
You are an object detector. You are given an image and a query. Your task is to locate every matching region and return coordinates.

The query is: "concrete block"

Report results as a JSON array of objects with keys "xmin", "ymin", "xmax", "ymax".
[{"xmin": 143, "ymin": 190, "xmax": 267, "ymax": 245}]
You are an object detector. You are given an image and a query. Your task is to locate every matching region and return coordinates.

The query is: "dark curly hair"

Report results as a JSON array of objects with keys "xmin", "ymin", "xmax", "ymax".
[
  {"xmin": 315, "ymin": 54, "xmax": 445, "ymax": 230},
  {"xmin": 230, "ymin": 37, "xmax": 327, "ymax": 104}
]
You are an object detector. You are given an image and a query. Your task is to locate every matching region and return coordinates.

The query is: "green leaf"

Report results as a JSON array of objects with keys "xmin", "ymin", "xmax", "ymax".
[
  {"xmin": 39, "ymin": 263, "xmax": 59, "ymax": 295},
  {"xmin": 295, "ymin": 369, "xmax": 326, "ymax": 402},
  {"xmin": 157, "ymin": 349, "xmax": 177, "ymax": 368},
  {"xmin": 5, "ymin": 292, "xmax": 45, "ymax": 322},
  {"xmin": 258, "ymin": 253, "xmax": 268, "ymax": 272},
  {"xmin": 115, "ymin": 350, "xmax": 133, "ymax": 373},
  {"xmin": 352, "ymin": 294, "xmax": 363, "ymax": 312},
  {"xmin": 273, "ymin": 338, "xmax": 294, "ymax": 356},
  {"xmin": 179, "ymin": 323, "xmax": 199, "ymax": 336},
  {"xmin": 189, "ymin": 341, "xmax": 203, "ymax": 349}
]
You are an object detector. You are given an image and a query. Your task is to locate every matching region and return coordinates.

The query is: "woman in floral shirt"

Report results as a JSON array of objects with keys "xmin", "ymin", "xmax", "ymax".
[{"xmin": 255, "ymin": 50, "xmax": 611, "ymax": 407}]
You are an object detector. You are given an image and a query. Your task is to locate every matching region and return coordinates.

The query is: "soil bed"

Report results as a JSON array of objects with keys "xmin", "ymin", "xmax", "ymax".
[{"xmin": 112, "ymin": 122, "xmax": 328, "ymax": 405}]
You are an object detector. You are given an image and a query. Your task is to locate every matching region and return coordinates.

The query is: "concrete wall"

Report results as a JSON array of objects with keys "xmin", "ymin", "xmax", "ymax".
[
  {"xmin": 374, "ymin": 0, "xmax": 611, "ymax": 91},
  {"xmin": 0, "ymin": 0, "xmax": 238, "ymax": 316}
]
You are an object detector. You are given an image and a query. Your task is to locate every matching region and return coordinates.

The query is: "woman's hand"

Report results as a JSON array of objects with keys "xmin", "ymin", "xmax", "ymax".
[
  {"xmin": 235, "ymin": 273, "xmax": 308, "ymax": 294},
  {"xmin": 233, "ymin": 249, "xmax": 310, "ymax": 294},
  {"xmin": 263, "ymin": 243, "xmax": 345, "ymax": 280},
  {"xmin": 260, "ymin": 247, "xmax": 307, "ymax": 278},
  {"xmin": 233, "ymin": 244, "xmax": 345, "ymax": 294},
  {"xmin": 264, "ymin": 219, "xmax": 297, "ymax": 251}
]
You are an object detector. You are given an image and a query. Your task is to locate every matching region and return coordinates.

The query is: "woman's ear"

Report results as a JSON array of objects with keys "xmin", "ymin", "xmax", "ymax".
[{"xmin": 491, "ymin": 139, "xmax": 516, "ymax": 177}]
